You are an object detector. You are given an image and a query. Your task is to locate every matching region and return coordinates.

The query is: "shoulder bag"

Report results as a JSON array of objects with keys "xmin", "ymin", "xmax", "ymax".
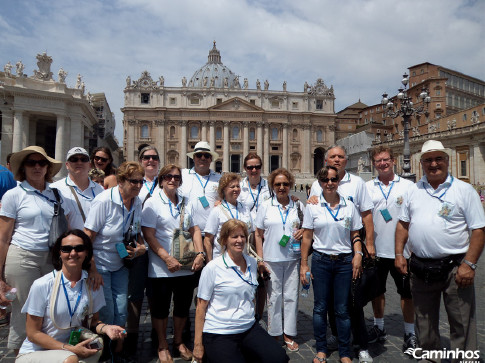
[
  {"xmin": 170, "ymin": 199, "xmax": 197, "ymax": 269},
  {"xmin": 48, "ymin": 188, "xmax": 69, "ymax": 249}
]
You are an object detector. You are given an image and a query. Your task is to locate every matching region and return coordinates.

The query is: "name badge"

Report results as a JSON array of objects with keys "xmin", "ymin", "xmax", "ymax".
[
  {"xmin": 279, "ymin": 235, "xmax": 290, "ymax": 247},
  {"xmin": 199, "ymin": 196, "xmax": 209, "ymax": 208},
  {"xmin": 380, "ymin": 208, "xmax": 392, "ymax": 222},
  {"xmin": 438, "ymin": 201, "xmax": 454, "ymax": 220}
]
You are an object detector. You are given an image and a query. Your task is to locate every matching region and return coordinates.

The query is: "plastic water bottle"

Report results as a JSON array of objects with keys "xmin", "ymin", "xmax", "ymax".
[
  {"xmin": 0, "ymin": 288, "xmax": 17, "ymax": 309},
  {"xmin": 301, "ymin": 272, "xmax": 311, "ymax": 297},
  {"xmin": 289, "ymin": 228, "xmax": 301, "ymax": 256}
]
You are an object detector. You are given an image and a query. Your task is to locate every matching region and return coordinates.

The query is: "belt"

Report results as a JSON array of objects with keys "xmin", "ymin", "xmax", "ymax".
[{"xmin": 314, "ymin": 250, "xmax": 352, "ymax": 260}]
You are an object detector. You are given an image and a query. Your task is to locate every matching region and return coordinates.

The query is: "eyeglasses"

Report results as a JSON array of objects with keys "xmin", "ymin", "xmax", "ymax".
[
  {"xmin": 421, "ymin": 156, "xmax": 447, "ymax": 164},
  {"xmin": 195, "ymin": 153, "xmax": 212, "ymax": 159},
  {"xmin": 94, "ymin": 155, "xmax": 109, "ymax": 163},
  {"xmin": 141, "ymin": 155, "xmax": 160, "ymax": 161},
  {"xmin": 68, "ymin": 156, "xmax": 90, "ymax": 163},
  {"xmin": 162, "ymin": 174, "xmax": 181, "ymax": 182},
  {"xmin": 274, "ymin": 182, "xmax": 290, "ymax": 187},
  {"xmin": 60, "ymin": 244, "xmax": 87, "ymax": 253},
  {"xmin": 320, "ymin": 177, "xmax": 339, "ymax": 183},
  {"xmin": 127, "ymin": 178, "xmax": 144, "ymax": 185},
  {"xmin": 246, "ymin": 165, "xmax": 262, "ymax": 170},
  {"xmin": 374, "ymin": 157, "xmax": 392, "ymax": 164},
  {"xmin": 24, "ymin": 159, "xmax": 49, "ymax": 167}
]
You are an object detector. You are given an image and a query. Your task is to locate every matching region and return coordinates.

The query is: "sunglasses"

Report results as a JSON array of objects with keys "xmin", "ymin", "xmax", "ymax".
[
  {"xmin": 60, "ymin": 244, "xmax": 87, "ymax": 253},
  {"xmin": 195, "ymin": 153, "xmax": 212, "ymax": 159},
  {"xmin": 421, "ymin": 156, "xmax": 446, "ymax": 164},
  {"xmin": 141, "ymin": 155, "xmax": 160, "ymax": 161},
  {"xmin": 274, "ymin": 182, "xmax": 290, "ymax": 187},
  {"xmin": 69, "ymin": 156, "xmax": 90, "ymax": 163},
  {"xmin": 320, "ymin": 177, "xmax": 339, "ymax": 183},
  {"xmin": 24, "ymin": 159, "xmax": 49, "ymax": 167},
  {"xmin": 246, "ymin": 165, "xmax": 262, "ymax": 170},
  {"xmin": 127, "ymin": 178, "xmax": 144, "ymax": 185},
  {"xmin": 94, "ymin": 155, "xmax": 109, "ymax": 163},
  {"xmin": 162, "ymin": 174, "xmax": 181, "ymax": 182}
]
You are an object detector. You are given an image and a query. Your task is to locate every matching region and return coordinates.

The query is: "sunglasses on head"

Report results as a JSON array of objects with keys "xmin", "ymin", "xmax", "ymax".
[
  {"xmin": 141, "ymin": 155, "xmax": 160, "ymax": 161},
  {"xmin": 60, "ymin": 244, "xmax": 86, "ymax": 253},
  {"xmin": 69, "ymin": 156, "xmax": 90, "ymax": 163},
  {"xmin": 274, "ymin": 182, "xmax": 290, "ymax": 187},
  {"xmin": 127, "ymin": 178, "xmax": 144, "ymax": 185},
  {"xmin": 195, "ymin": 153, "xmax": 211, "ymax": 159},
  {"xmin": 94, "ymin": 155, "xmax": 109, "ymax": 163},
  {"xmin": 162, "ymin": 174, "xmax": 181, "ymax": 182},
  {"xmin": 24, "ymin": 159, "xmax": 49, "ymax": 167},
  {"xmin": 246, "ymin": 164, "xmax": 262, "ymax": 170},
  {"xmin": 320, "ymin": 177, "xmax": 339, "ymax": 183}
]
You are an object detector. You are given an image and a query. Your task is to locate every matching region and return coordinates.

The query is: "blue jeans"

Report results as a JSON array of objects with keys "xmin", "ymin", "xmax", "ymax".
[
  {"xmin": 99, "ymin": 267, "xmax": 129, "ymax": 326},
  {"xmin": 311, "ymin": 252, "xmax": 352, "ymax": 358}
]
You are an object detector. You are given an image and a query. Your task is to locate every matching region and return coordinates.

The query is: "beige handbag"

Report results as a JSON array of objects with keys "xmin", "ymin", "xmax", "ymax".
[{"xmin": 170, "ymin": 200, "xmax": 197, "ymax": 270}]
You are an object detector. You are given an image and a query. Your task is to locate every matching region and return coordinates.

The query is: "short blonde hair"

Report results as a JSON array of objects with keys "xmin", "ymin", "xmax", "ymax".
[
  {"xmin": 217, "ymin": 172, "xmax": 241, "ymax": 200},
  {"xmin": 219, "ymin": 219, "xmax": 249, "ymax": 250},
  {"xmin": 116, "ymin": 162, "xmax": 144, "ymax": 183}
]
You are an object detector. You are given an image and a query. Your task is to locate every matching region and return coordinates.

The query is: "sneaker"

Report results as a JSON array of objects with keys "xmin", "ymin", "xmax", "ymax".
[
  {"xmin": 327, "ymin": 334, "xmax": 338, "ymax": 350},
  {"xmin": 367, "ymin": 325, "xmax": 387, "ymax": 343},
  {"xmin": 358, "ymin": 350, "xmax": 373, "ymax": 363},
  {"xmin": 402, "ymin": 332, "xmax": 418, "ymax": 354}
]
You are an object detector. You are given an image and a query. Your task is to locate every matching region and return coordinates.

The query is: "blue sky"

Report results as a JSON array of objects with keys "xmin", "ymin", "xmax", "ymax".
[{"xmin": 1, "ymin": 0, "xmax": 484, "ymax": 144}]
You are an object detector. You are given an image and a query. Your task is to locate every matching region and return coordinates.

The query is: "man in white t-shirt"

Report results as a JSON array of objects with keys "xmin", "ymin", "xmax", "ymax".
[
  {"xmin": 395, "ymin": 140, "xmax": 485, "ymax": 358},
  {"xmin": 365, "ymin": 146, "xmax": 416, "ymax": 353},
  {"xmin": 51, "ymin": 147, "xmax": 104, "ymax": 230}
]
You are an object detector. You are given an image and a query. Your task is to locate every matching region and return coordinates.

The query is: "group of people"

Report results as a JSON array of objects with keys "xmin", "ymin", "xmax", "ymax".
[{"xmin": 0, "ymin": 138, "xmax": 482, "ymax": 363}]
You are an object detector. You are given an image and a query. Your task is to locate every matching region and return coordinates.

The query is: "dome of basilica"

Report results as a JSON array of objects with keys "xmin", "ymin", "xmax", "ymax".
[{"xmin": 188, "ymin": 42, "xmax": 240, "ymax": 89}]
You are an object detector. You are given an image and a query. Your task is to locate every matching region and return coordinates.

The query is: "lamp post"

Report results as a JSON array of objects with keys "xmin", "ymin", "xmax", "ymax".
[{"xmin": 381, "ymin": 73, "xmax": 430, "ymax": 182}]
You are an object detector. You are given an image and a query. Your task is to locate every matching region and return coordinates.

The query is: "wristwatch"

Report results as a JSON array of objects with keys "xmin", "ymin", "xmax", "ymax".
[
  {"xmin": 196, "ymin": 251, "xmax": 207, "ymax": 260},
  {"xmin": 463, "ymin": 259, "xmax": 477, "ymax": 270}
]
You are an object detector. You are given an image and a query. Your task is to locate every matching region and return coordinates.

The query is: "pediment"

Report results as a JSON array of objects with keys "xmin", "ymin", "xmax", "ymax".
[{"xmin": 209, "ymin": 97, "xmax": 263, "ymax": 111}]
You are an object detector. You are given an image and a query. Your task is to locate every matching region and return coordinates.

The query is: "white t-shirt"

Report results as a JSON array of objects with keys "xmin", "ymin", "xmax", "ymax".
[
  {"xmin": 19, "ymin": 270, "xmax": 105, "ymax": 354},
  {"xmin": 238, "ymin": 177, "xmax": 272, "ymax": 222},
  {"xmin": 197, "ymin": 252, "xmax": 258, "ymax": 334},
  {"xmin": 204, "ymin": 201, "xmax": 253, "ymax": 259},
  {"xmin": 84, "ymin": 186, "xmax": 142, "ymax": 272},
  {"xmin": 0, "ymin": 181, "xmax": 72, "ymax": 251},
  {"xmin": 51, "ymin": 176, "xmax": 104, "ymax": 231},
  {"xmin": 141, "ymin": 190, "xmax": 195, "ymax": 278},
  {"xmin": 399, "ymin": 174, "xmax": 485, "ymax": 259},
  {"xmin": 310, "ymin": 172, "xmax": 373, "ymax": 213},
  {"xmin": 179, "ymin": 168, "xmax": 221, "ymax": 232},
  {"xmin": 138, "ymin": 177, "xmax": 160, "ymax": 205},
  {"xmin": 366, "ymin": 175, "xmax": 413, "ymax": 259},
  {"xmin": 302, "ymin": 194, "xmax": 363, "ymax": 254},
  {"xmin": 254, "ymin": 197, "xmax": 304, "ymax": 262}
]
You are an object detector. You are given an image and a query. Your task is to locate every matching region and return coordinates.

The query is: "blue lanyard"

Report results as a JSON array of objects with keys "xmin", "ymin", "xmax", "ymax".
[
  {"xmin": 119, "ymin": 190, "xmax": 134, "ymax": 231},
  {"xmin": 378, "ymin": 178, "xmax": 396, "ymax": 203},
  {"xmin": 60, "ymin": 273, "xmax": 83, "ymax": 327},
  {"xmin": 223, "ymin": 200, "xmax": 239, "ymax": 220},
  {"xmin": 222, "ymin": 254, "xmax": 258, "ymax": 287},
  {"xmin": 193, "ymin": 169, "xmax": 210, "ymax": 194},
  {"xmin": 22, "ymin": 185, "xmax": 57, "ymax": 204},
  {"xmin": 277, "ymin": 203, "xmax": 290, "ymax": 230},
  {"xmin": 424, "ymin": 176, "xmax": 454, "ymax": 202},
  {"xmin": 324, "ymin": 197, "xmax": 342, "ymax": 222},
  {"xmin": 247, "ymin": 178, "xmax": 262, "ymax": 210},
  {"xmin": 144, "ymin": 177, "xmax": 157, "ymax": 196},
  {"xmin": 66, "ymin": 178, "xmax": 96, "ymax": 200},
  {"xmin": 168, "ymin": 199, "xmax": 180, "ymax": 218}
]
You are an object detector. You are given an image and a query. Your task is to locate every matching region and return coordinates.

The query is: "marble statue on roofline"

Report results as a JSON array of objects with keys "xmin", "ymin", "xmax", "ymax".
[
  {"xmin": 58, "ymin": 68, "xmax": 67, "ymax": 83},
  {"xmin": 264, "ymin": 80, "xmax": 269, "ymax": 90},
  {"xmin": 16, "ymin": 61, "xmax": 24, "ymax": 76},
  {"xmin": 4, "ymin": 61, "xmax": 13, "ymax": 77},
  {"xmin": 33, "ymin": 52, "xmax": 53, "ymax": 80}
]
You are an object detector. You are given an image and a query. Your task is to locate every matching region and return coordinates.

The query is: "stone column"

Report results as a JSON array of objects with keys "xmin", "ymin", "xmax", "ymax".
[
  {"xmin": 0, "ymin": 108, "xmax": 13, "ymax": 164},
  {"xmin": 126, "ymin": 120, "xmax": 136, "ymax": 162},
  {"xmin": 223, "ymin": 121, "xmax": 230, "ymax": 172},
  {"xmin": 70, "ymin": 116, "xmax": 83, "ymax": 149},
  {"xmin": 282, "ymin": 124, "xmax": 288, "ymax": 169},
  {"xmin": 180, "ymin": 120, "xmax": 188, "ymax": 168},
  {"xmin": 12, "ymin": 109, "xmax": 26, "ymax": 152},
  {"xmin": 243, "ymin": 121, "xmax": 249, "ymax": 158},
  {"xmin": 263, "ymin": 124, "xmax": 270, "ymax": 175},
  {"xmin": 201, "ymin": 121, "xmax": 208, "ymax": 142},
  {"xmin": 155, "ymin": 120, "xmax": 165, "ymax": 164},
  {"xmin": 302, "ymin": 125, "xmax": 311, "ymax": 174},
  {"xmin": 209, "ymin": 121, "xmax": 216, "ymax": 169},
  {"xmin": 256, "ymin": 122, "xmax": 263, "ymax": 159},
  {"xmin": 55, "ymin": 114, "xmax": 67, "ymax": 176}
]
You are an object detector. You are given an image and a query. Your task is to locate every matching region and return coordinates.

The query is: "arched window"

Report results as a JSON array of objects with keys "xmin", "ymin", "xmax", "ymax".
[
  {"xmin": 190, "ymin": 125, "xmax": 198, "ymax": 139},
  {"xmin": 216, "ymin": 127, "xmax": 222, "ymax": 140},
  {"xmin": 169, "ymin": 126, "xmax": 175, "ymax": 139},
  {"xmin": 232, "ymin": 126, "xmax": 240, "ymax": 139},
  {"xmin": 316, "ymin": 129, "xmax": 323, "ymax": 143},
  {"xmin": 292, "ymin": 129, "xmax": 298, "ymax": 141},
  {"xmin": 271, "ymin": 127, "xmax": 278, "ymax": 140},
  {"xmin": 249, "ymin": 128, "xmax": 255, "ymax": 140},
  {"xmin": 141, "ymin": 125, "xmax": 149, "ymax": 138}
]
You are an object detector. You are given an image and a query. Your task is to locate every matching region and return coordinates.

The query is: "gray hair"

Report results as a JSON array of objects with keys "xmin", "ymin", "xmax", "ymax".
[
  {"xmin": 138, "ymin": 145, "xmax": 159, "ymax": 160},
  {"xmin": 324, "ymin": 145, "xmax": 348, "ymax": 160}
]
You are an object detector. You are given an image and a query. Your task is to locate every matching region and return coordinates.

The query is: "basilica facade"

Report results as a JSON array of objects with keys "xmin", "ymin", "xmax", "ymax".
[{"xmin": 122, "ymin": 43, "xmax": 337, "ymax": 179}]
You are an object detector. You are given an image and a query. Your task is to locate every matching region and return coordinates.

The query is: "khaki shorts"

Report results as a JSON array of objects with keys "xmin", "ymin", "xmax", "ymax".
[{"xmin": 16, "ymin": 349, "xmax": 101, "ymax": 363}]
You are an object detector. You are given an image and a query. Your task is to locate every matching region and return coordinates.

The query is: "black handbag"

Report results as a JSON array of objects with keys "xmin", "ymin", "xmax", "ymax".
[
  {"xmin": 47, "ymin": 188, "xmax": 68, "ymax": 249},
  {"xmin": 350, "ymin": 244, "xmax": 384, "ymax": 308},
  {"xmin": 122, "ymin": 212, "xmax": 138, "ymax": 269}
]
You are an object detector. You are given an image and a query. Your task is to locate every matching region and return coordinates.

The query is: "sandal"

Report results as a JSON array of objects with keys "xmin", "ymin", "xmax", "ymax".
[
  {"xmin": 158, "ymin": 347, "xmax": 173, "ymax": 363},
  {"xmin": 173, "ymin": 342, "xmax": 193, "ymax": 361},
  {"xmin": 284, "ymin": 339, "xmax": 299, "ymax": 352},
  {"xmin": 313, "ymin": 354, "xmax": 327, "ymax": 362}
]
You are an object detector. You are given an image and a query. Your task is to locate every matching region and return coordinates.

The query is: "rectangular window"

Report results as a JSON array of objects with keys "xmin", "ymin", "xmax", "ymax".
[
  {"xmin": 272, "ymin": 146, "xmax": 279, "ymax": 151},
  {"xmin": 436, "ymin": 90, "xmax": 441, "ymax": 96},
  {"xmin": 316, "ymin": 100, "xmax": 323, "ymax": 110},
  {"xmin": 141, "ymin": 93, "xmax": 150, "ymax": 104},
  {"xmin": 250, "ymin": 145, "xmax": 256, "ymax": 150},
  {"xmin": 271, "ymin": 100, "xmax": 280, "ymax": 108},
  {"xmin": 463, "ymin": 114, "xmax": 467, "ymax": 121},
  {"xmin": 250, "ymin": 99, "xmax": 256, "ymax": 105},
  {"xmin": 292, "ymin": 102, "xmax": 298, "ymax": 109},
  {"xmin": 217, "ymin": 98, "xmax": 222, "ymax": 104},
  {"xmin": 190, "ymin": 97, "xmax": 200, "ymax": 105},
  {"xmin": 216, "ymin": 145, "xmax": 222, "ymax": 149},
  {"xmin": 170, "ymin": 97, "xmax": 176, "ymax": 105},
  {"xmin": 460, "ymin": 160, "xmax": 467, "ymax": 177}
]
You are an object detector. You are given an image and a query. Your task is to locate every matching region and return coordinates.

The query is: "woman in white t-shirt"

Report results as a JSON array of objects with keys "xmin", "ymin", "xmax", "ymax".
[
  {"xmin": 204, "ymin": 173, "xmax": 253, "ymax": 261},
  {"xmin": 255, "ymin": 168, "xmax": 304, "ymax": 352},
  {"xmin": 300, "ymin": 166, "xmax": 363, "ymax": 363},
  {"xmin": 142, "ymin": 164, "xmax": 205, "ymax": 363},
  {"xmin": 193, "ymin": 219, "xmax": 288, "ymax": 363},
  {"xmin": 16, "ymin": 230, "xmax": 126, "ymax": 363},
  {"xmin": 0, "ymin": 146, "xmax": 68, "ymax": 352}
]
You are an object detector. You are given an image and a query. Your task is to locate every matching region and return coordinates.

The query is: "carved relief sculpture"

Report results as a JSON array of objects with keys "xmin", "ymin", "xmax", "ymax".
[{"xmin": 33, "ymin": 53, "xmax": 53, "ymax": 80}]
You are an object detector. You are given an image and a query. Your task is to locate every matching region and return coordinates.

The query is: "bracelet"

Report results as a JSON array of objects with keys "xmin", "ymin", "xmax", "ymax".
[
  {"xmin": 256, "ymin": 256, "xmax": 264, "ymax": 263},
  {"xmin": 355, "ymin": 251, "xmax": 363, "ymax": 256},
  {"xmin": 100, "ymin": 324, "xmax": 108, "ymax": 334},
  {"xmin": 62, "ymin": 343, "xmax": 71, "ymax": 351},
  {"xmin": 395, "ymin": 254, "xmax": 404, "ymax": 257}
]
